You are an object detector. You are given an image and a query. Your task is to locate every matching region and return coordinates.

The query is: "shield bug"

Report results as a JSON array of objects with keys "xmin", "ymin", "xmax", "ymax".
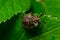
[{"xmin": 22, "ymin": 13, "xmax": 40, "ymax": 29}]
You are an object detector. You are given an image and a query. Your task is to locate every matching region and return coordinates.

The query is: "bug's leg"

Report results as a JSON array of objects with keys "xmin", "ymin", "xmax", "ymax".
[
  {"xmin": 38, "ymin": 13, "xmax": 44, "ymax": 17},
  {"xmin": 39, "ymin": 19, "xmax": 48, "ymax": 32}
]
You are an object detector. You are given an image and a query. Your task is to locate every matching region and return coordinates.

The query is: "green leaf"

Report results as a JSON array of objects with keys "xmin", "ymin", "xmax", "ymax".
[
  {"xmin": 0, "ymin": 13, "xmax": 32, "ymax": 40},
  {"xmin": 0, "ymin": 13, "xmax": 42, "ymax": 40},
  {"xmin": 32, "ymin": 0, "xmax": 45, "ymax": 14},
  {"xmin": 45, "ymin": 0, "xmax": 60, "ymax": 17},
  {"xmin": 1, "ymin": 14, "xmax": 60, "ymax": 40},
  {"xmin": 29, "ymin": 0, "xmax": 60, "ymax": 39},
  {"xmin": 30, "ymin": 15, "xmax": 60, "ymax": 40},
  {"xmin": 0, "ymin": 13, "xmax": 24, "ymax": 40},
  {"xmin": 30, "ymin": 0, "xmax": 60, "ymax": 40},
  {"xmin": 1, "ymin": 0, "xmax": 60, "ymax": 40},
  {"xmin": 0, "ymin": 0, "xmax": 31, "ymax": 23}
]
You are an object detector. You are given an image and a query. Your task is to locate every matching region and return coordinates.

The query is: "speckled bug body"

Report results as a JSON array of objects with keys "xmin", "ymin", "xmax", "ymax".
[{"xmin": 22, "ymin": 13, "xmax": 40, "ymax": 29}]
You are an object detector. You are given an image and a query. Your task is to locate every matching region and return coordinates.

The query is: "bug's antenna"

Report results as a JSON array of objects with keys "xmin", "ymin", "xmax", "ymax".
[{"xmin": 39, "ymin": 19, "xmax": 48, "ymax": 31}]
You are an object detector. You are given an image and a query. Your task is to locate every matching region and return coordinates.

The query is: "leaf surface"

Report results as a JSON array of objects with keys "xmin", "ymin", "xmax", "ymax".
[
  {"xmin": 0, "ymin": 0, "xmax": 31, "ymax": 23},
  {"xmin": 30, "ymin": 0, "xmax": 60, "ymax": 40}
]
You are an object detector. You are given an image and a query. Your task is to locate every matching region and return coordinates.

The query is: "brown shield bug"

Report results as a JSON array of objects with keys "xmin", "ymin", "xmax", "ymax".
[{"xmin": 22, "ymin": 13, "xmax": 40, "ymax": 29}]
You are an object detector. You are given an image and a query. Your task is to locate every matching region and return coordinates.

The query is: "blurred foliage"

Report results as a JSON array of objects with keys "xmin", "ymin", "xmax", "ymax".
[
  {"xmin": 0, "ymin": 0, "xmax": 60, "ymax": 40},
  {"xmin": 0, "ymin": 0, "xmax": 31, "ymax": 23}
]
